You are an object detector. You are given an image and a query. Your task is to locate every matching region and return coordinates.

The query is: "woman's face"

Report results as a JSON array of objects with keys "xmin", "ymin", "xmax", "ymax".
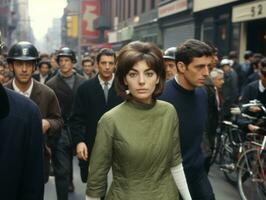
[{"xmin": 124, "ymin": 60, "xmax": 159, "ymax": 104}]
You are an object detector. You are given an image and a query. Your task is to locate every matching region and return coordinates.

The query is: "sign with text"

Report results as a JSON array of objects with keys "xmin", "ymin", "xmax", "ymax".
[
  {"xmin": 159, "ymin": 0, "xmax": 188, "ymax": 18},
  {"xmin": 81, "ymin": 0, "xmax": 100, "ymax": 44},
  {"xmin": 232, "ymin": 0, "xmax": 266, "ymax": 22},
  {"xmin": 193, "ymin": 0, "xmax": 238, "ymax": 12}
]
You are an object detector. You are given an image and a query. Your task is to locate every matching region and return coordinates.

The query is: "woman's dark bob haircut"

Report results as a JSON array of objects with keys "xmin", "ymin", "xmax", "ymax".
[{"xmin": 115, "ymin": 41, "xmax": 165, "ymax": 100}]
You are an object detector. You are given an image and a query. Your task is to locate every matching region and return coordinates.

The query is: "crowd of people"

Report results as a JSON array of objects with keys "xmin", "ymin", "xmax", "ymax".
[{"xmin": 0, "ymin": 34, "xmax": 265, "ymax": 200}]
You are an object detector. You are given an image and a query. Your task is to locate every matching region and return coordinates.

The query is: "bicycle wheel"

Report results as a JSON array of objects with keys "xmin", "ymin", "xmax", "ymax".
[
  {"xmin": 221, "ymin": 135, "xmax": 238, "ymax": 185},
  {"xmin": 209, "ymin": 134, "xmax": 222, "ymax": 165},
  {"xmin": 238, "ymin": 149, "xmax": 266, "ymax": 200}
]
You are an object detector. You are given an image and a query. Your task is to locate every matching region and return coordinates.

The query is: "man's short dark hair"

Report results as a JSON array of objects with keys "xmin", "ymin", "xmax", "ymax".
[
  {"xmin": 176, "ymin": 39, "xmax": 213, "ymax": 66},
  {"xmin": 96, "ymin": 48, "xmax": 116, "ymax": 64},
  {"xmin": 115, "ymin": 41, "xmax": 165, "ymax": 100}
]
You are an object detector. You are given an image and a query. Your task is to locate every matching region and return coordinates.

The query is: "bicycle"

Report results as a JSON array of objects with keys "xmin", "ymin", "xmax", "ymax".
[{"xmin": 237, "ymin": 132, "xmax": 266, "ymax": 200}]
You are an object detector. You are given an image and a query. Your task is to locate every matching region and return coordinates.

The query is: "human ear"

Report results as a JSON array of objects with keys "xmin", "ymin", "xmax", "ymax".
[
  {"xmin": 177, "ymin": 62, "xmax": 186, "ymax": 73},
  {"xmin": 156, "ymin": 77, "xmax": 159, "ymax": 84},
  {"xmin": 123, "ymin": 77, "xmax": 128, "ymax": 86},
  {"xmin": 9, "ymin": 63, "xmax": 14, "ymax": 72}
]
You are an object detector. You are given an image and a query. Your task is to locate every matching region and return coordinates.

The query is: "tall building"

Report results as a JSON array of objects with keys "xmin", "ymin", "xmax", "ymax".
[
  {"xmin": 45, "ymin": 18, "xmax": 62, "ymax": 53},
  {"xmin": 16, "ymin": 0, "xmax": 34, "ymax": 42}
]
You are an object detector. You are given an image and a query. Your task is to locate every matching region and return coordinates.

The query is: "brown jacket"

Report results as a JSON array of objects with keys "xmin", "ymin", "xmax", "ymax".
[
  {"xmin": 5, "ymin": 79, "xmax": 63, "ymax": 183},
  {"xmin": 5, "ymin": 79, "xmax": 63, "ymax": 136}
]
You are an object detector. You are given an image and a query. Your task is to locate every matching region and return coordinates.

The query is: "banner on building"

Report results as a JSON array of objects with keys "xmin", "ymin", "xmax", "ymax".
[{"xmin": 81, "ymin": 0, "xmax": 100, "ymax": 45}]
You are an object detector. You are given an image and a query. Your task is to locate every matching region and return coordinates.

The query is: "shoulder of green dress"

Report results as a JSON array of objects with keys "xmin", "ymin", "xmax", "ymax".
[{"xmin": 156, "ymin": 100, "xmax": 175, "ymax": 110}]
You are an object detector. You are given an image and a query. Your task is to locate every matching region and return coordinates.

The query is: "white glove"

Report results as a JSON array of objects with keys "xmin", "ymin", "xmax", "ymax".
[
  {"xmin": 85, "ymin": 195, "xmax": 100, "ymax": 200},
  {"xmin": 171, "ymin": 163, "xmax": 192, "ymax": 200}
]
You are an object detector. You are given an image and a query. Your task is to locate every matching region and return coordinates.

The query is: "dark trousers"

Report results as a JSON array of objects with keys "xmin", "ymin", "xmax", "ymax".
[
  {"xmin": 79, "ymin": 160, "xmax": 105, "ymax": 200},
  {"xmin": 181, "ymin": 170, "xmax": 215, "ymax": 200},
  {"xmin": 51, "ymin": 130, "xmax": 73, "ymax": 200},
  {"xmin": 79, "ymin": 159, "xmax": 89, "ymax": 183}
]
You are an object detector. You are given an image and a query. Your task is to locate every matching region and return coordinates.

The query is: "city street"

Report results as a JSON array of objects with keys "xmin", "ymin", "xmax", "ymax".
[{"xmin": 45, "ymin": 158, "xmax": 240, "ymax": 200}]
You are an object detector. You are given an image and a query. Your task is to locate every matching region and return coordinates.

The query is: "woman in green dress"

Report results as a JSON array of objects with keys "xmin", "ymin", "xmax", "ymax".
[{"xmin": 86, "ymin": 41, "xmax": 191, "ymax": 200}]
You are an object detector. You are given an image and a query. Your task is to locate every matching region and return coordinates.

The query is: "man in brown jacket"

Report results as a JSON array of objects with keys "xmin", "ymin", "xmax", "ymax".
[{"xmin": 5, "ymin": 41, "xmax": 63, "ymax": 184}]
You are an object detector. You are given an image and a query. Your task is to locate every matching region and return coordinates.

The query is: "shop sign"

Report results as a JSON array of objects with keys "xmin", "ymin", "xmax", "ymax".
[
  {"xmin": 158, "ymin": 0, "xmax": 188, "ymax": 18},
  {"xmin": 232, "ymin": 0, "xmax": 266, "ymax": 22},
  {"xmin": 193, "ymin": 0, "xmax": 238, "ymax": 12}
]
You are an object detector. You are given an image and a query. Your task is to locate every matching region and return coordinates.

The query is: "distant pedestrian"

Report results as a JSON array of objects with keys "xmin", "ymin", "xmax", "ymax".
[
  {"xmin": 80, "ymin": 56, "xmax": 97, "ymax": 79},
  {"xmin": 47, "ymin": 47, "xmax": 86, "ymax": 199},
  {"xmin": 163, "ymin": 47, "xmax": 178, "ymax": 80}
]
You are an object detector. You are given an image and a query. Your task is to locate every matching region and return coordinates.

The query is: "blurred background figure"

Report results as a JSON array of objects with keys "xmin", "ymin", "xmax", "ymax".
[
  {"xmin": 0, "ymin": 60, "xmax": 5, "ymax": 84},
  {"xmin": 33, "ymin": 59, "xmax": 53, "ymax": 84},
  {"xmin": 163, "ymin": 47, "xmax": 178, "ymax": 80},
  {"xmin": 203, "ymin": 68, "xmax": 224, "ymax": 173},
  {"xmin": 80, "ymin": 56, "xmax": 96, "ymax": 79},
  {"xmin": 220, "ymin": 58, "xmax": 238, "ymax": 119}
]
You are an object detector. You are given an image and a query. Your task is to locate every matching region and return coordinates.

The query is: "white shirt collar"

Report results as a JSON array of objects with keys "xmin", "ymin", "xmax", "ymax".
[
  {"xmin": 40, "ymin": 74, "xmax": 48, "ymax": 84},
  {"xmin": 98, "ymin": 74, "xmax": 114, "ymax": 90},
  {"xmin": 259, "ymin": 80, "xmax": 266, "ymax": 93},
  {"xmin": 12, "ymin": 78, "xmax": 34, "ymax": 98}
]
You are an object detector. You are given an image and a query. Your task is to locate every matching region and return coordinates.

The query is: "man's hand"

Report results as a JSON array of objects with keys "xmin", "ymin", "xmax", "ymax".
[
  {"xmin": 249, "ymin": 106, "xmax": 261, "ymax": 113},
  {"xmin": 42, "ymin": 119, "xmax": 51, "ymax": 134},
  {"xmin": 248, "ymin": 124, "xmax": 259, "ymax": 132},
  {"xmin": 76, "ymin": 142, "xmax": 88, "ymax": 160}
]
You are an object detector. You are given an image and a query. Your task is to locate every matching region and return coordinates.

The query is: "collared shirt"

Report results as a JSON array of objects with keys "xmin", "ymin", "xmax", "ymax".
[
  {"xmin": 12, "ymin": 78, "xmax": 34, "ymax": 98},
  {"xmin": 40, "ymin": 74, "xmax": 48, "ymax": 84},
  {"xmin": 259, "ymin": 80, "xmax": 266, "ymax": 93},
  {"xmin": 98, "ymin": 74, "xmax": 114, "ymax": 90}
]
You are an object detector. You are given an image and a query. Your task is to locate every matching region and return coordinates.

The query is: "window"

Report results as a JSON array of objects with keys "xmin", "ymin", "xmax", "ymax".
[
  {"xmin": 151, "ymin": 0, "xmax": 156, "ymax": 9},
  {"xmin": 142, "ymin": 0, "xmax": 145, "ymax": 13},
  {"xmin": 134, "ymin": 0, "xmax": 138, "ymax": 16},
  {"xmin": 128, "ymin": 0, "xmax": 131, "ymax": 18},
  {"xmin": 122, "ymin": 0, "xmax": 126, "ymax": 20}
]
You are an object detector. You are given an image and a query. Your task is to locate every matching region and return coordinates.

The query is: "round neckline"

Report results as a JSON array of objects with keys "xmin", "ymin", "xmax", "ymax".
[{"xmin": 127, "ymin": 99, "xmax": 156, "ymax": 110}]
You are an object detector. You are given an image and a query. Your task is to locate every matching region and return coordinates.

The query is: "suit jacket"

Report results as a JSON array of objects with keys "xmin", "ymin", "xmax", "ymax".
[
  {"xmin": 5, "ymin": 79, "xmax": 63, "ymax": 136},
  {"xmin": 70, "ymin": 75, "xmax": 123, "ymax": 154},
  {"xmin": 46, "ymin": 72, "xmax": 86, "ymax": 124},
  {"xmin": 204, "ymin": 77, "xmax": 219, "ymax": 136},
  {"xmin": 0, "ymin": 84, "xmax": 44, "ymax": 199}
]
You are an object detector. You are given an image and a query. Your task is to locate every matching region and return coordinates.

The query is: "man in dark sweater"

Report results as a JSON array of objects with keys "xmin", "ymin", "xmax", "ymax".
[{"xmin": 159, "ymin": 39, "xmax": 215, "ymax": 199}]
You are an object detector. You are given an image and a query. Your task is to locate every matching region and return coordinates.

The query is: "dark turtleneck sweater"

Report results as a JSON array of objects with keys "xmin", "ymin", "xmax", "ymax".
[{"xmin": 159, "ymin": 78, "xmax": 208, "ymax": 181}]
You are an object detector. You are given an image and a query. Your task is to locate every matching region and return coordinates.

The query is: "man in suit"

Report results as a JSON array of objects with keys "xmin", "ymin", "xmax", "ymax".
[
  {"xmin": 70, "ymin": 48, "xmax": 123, "ymax": 186},
  {"xmin": 46, "ymin": 47, "xmax": 85, "ymax": 200},
  {"xmin": 33, "ymin": 59, "xmax": 53, "ymax": 84},
  {"xmin": 5, "ymin": 41, "xmax": 63, "ymax": 185}
]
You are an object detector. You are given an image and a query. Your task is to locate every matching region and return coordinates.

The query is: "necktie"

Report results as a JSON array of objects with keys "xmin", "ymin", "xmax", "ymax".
[{"xmin": 104, "ymin": 81, "xmax": 109, "ymax": 102}]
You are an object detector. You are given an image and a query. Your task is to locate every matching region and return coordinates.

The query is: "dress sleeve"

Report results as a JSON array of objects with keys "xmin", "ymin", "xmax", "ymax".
[
  {"xmin": 86, "ymin": 115, "xmax": 113, "ymax": 197},
  {"xmin": 171, "ymin": 110, "xmax": 182, "ymax": 167}
]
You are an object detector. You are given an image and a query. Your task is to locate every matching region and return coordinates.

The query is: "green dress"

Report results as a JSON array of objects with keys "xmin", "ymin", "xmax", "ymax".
[{"xmin": 86, "ymin": 100, "xmax": 182, "ymax": 200}]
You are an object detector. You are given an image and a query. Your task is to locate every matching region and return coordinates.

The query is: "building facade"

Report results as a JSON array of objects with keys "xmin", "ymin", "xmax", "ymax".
[{"xmin": 194, "ymin": 0, "xmax": 266, "ymax": 59}]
